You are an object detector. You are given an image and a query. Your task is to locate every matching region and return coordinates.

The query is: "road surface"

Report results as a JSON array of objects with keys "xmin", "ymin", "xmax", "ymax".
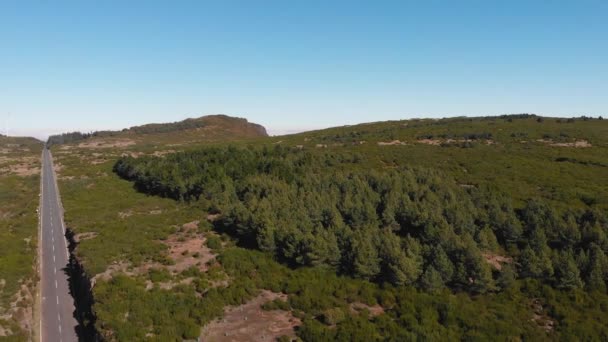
[{"xmin": 40, "ymin": 148, "xmax": 78, "ymax": 342}]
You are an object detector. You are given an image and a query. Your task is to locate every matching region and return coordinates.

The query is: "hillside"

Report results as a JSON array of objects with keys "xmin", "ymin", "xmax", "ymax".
[
  {"xmin": 0, "ymin": 136, "xmax": 42, "ymax": 339},
  {"xmin": 52, "ymin": 115, "xmax": 608, "ymax": 340},
  {"xmin": 47, "ymin": 114, "xmax": 268, "ymax": 148}
]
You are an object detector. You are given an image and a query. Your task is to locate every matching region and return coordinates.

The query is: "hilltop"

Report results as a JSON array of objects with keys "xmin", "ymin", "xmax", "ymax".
[{"xmin": 46, "ymin": 114, "xmax": 267, "ymax": 147}]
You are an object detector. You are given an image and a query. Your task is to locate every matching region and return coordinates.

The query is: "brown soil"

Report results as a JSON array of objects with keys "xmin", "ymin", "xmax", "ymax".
[
  {"xmin": 201, "ymin": 290, "xmax": 300, "ymax": 342},
  {"xmin": 91, "ymin": 262, "xmax": 132, "ymax": 286},
  {"xmin": 207, "ymin": 213, "xmax": 221, "ymax": 222},
  {"xmin": 164, "ymin": 221, "xmax": 216, "ymax": 273},
  {"xmin": 1, "ymin": 163, "xmax": 39, "ymax": 176},
  {"xmin": 118, "ymin": 210, "xmax": 133, "ymax": 219},
  {"xmin": 0, "ymin": 281, "xmax": 34, "ymax": 338},
  {"xmin": 91, "ymin": 221, "xmax": 219, "ymax": 286},
  {"xmin": 417, "ymin": 139, "xmax": 442, "ymax": 146},
  {"xmin": 531, "ymin": 299, "xmax": 555, "ymax": 333},
  {"xmin": 349, "ymin": 302, "xmax": 385, "ymax": 317},
  {"xmin": 77, "ymin": 139, "xmax": 135, "ymax": 149},
  {"xmin": 482, "ymin": 252, "xmax": 513, "ymax": 271},
  {"xmin": 74, "ymin": 232, "xmax": 98, "ymax": 243},
  {"xmin": 151, "ymin": 150, "xmax": 176, "ymax": 157},
  {"xmin": 377, "ymin": 140, "xmax": 406, "ymax": 146},
  {"xmin": 536, "ymin": 139, "xmax": 592, "ymax": 148},
  {"xmin": 121, "ymin": 151, "xmax": 144, "ymax": 158}
]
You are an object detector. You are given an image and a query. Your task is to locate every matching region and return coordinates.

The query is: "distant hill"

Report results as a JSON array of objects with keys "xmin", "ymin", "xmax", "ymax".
[
  {"xmin": 127, "ymin": 115, "xmax": 267, "ymax": 136},
  {"xmin": 46, "ymin": 114, "xmax": 267, "ymax": 147},
  {"xmin": 0, "ymin": 135, "xmax": 42, "ymax": 149}
]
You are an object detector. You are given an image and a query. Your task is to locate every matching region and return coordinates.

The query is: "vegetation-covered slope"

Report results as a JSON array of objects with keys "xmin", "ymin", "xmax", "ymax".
[
  {"xmin": 54, "ymin": 115, "xmax": 608, "ymax": 341},
  {"xmin": 0, "ymin": 136, "xmax": 42, "ymax": 340},
  {"xmin": 47, "ymin": 114, "xmax": 267, "ymax": 147}
]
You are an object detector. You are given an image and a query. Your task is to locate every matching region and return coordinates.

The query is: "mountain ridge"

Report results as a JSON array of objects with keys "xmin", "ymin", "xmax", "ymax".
[{"xmin": 46, "ymin": 114, "xmax": 267, "ymax": 146}]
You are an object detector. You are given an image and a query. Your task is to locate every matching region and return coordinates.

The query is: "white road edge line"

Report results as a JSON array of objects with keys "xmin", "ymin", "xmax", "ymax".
[{"xmin": 39, "ymin": 149, "xmax": 44, "ymax": 342}]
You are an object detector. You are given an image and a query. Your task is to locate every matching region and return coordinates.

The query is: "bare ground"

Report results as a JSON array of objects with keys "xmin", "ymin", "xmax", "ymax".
[
  {"xmin": 377, "ymin": 140, "xmax": 406, "ymax": 146},
  {"xmin": 531, "ymin": 298, "xmax": 555, "ymax": 333},
  {"xmin": 164, "ymin": 221, "xmax": 216, "ymax": 273},
  {"xmin": 201, "ymin": 290, "xmax": 301, "ymax": 342},
  {"xmin": 482, "ymin": 252, "xmax": 513, "ymax": 271},
  {"xmin": 91, "ymin": 221, "xmax": 218, "ymax": 286},
  {"xmin": 417, "ymin": 139, "xmax": 442, "ymax": 146},
  {"xmin": 536, "ymin": 139, "xmax": 592, "ymax": 148},
  {"xmin": 349, "ymin": 302, "xmax": 385, "ymax": 317},
  {"xmin": 77, "ymin": 139, "xmax": 135, "ymax": 149},
  {"xmin": 0, "ymin": 280, "xmax": 35, "ymax": 338}
]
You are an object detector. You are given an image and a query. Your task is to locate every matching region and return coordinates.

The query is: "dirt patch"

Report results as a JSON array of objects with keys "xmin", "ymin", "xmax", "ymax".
[
  {"xmin": 377, "ymin": 140, "xmax": 406, "ymax": 146},
  {"xmin": 417, "ymin": 139, "xmax": 442, "ymax": 146},
  {"xmin": 0, "ymin": 281, "xmax": 35, "ymax": 338},
  {"xmin": 0, "ymin": 324, "xmax": 11, "ymax": 337},
  {"xmin": 201, "ymin": 290, "xmax": 300, "ymax": 342},
  {"xmin": 531, "ymin": 299, "xmax": 555, "ymax": 333},
  {"xmin": 207, "ymin": 214, "xmax": 221, "ymax": 222},
  {"xmin": 77, "ymin": 139, "xmax": 135, "ymax": 149},
  {"xmin": 482, "ymin": 252, "xmax": 513, "ymax": 271},
  {"xmin": 118, "ymin": 210, "xmax": 133, "ymax": 219},
  {"xmin": 349, "ymin": 302, "xmax": 385, "ymax": 317},
  {"xmin": 53, "ymin": 162, "xmax": 63, "ymax": 174},
  {"xmin": 74, "ymin": 232, "xmax": 98, "ymax": 243},
  {"xmin": 1, "ymin": 163, "xmax": 39, "ymax": 176},
  {"xmin": 536, "ymin": 139, "xmax": 592, "ymax": 148},
  {"xmin": 91, "ymin": 261, "xmax": 133, "ymax": 286},
  {"xmin": 164, "ymin": 221, "xmax": 216, "ymax": 273},
  {"xmin": 91, "ymin": 222, "xmax": 218, "ymax": 286},
  {"xmin": 121, "ymin": 151, "xmax": 144, "ymax": 158},
  {"xmin": 151, "ymin": 150, "xmax": 176, "ymax": 157}
]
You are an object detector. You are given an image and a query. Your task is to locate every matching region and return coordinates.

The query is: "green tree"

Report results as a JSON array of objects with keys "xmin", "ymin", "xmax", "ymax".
[
  {"xmin": 419, "ymin": 266, "xmax": 444, "ymax": 292},
  {"xmin": 378, "ymin": 230, "xmax": 422, "ymax": 285},
  {"xmin": 554, "ymin": 250, "xmax": 583, "ymax": 290},
  {"xmin": 347, "ymin": 229, "xmax": 381, "ymax": 280}
]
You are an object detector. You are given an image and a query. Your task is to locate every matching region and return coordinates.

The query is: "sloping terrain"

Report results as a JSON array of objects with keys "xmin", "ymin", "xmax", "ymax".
[
  {"xmin": 0, "ymin": 136, "xmax": 42, "ymax": 340},
  {"xmin": 47, "ymin": 114, "xmax": 267, "ymax": 149},
  {"xmin": 51, "ymin": 115, "xmax": 608, "ymax": 341}
]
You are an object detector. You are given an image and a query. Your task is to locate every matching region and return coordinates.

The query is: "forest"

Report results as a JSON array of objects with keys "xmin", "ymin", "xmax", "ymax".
[{"xmin": 113, "ymin": 146, "xmax": 608, "ymax": 295}]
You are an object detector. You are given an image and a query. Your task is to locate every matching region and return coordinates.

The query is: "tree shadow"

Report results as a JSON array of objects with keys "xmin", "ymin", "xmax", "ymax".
[{"xmin": 63, "ymin": 228, "xmax": 99, "ymax": 341}]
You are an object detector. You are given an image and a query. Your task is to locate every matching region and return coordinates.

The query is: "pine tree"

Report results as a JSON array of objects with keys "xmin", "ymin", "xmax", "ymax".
[
  {"xmin": 431, "ymin": 245, "xmax": 454, "ymax": 283},
  {"xmin": 378, "ymin": 230, "xmax": 422, "ymax": 285},
  {"xmin": 419, "ymin": 266, "xmax": 444, "ymax": 292},
  {"xmin": 554, "ymin": 250, "xmax": 583, "ymax": 290}
]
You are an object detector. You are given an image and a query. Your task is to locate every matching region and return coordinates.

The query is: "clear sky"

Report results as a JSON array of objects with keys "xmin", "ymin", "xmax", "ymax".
[{"xmin": 1, "ymin": 1, "xmax": 607, "ymax": 139}]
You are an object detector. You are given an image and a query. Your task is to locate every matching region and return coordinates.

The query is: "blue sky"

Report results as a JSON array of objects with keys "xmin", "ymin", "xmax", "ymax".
[{"xmin": 1, "ymin": 1, "xmax": 607, "ymax": 138}]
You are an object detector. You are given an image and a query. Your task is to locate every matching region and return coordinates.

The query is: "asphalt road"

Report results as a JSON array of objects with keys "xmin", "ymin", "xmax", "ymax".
[{"xmin": 40, "ymin": 148, "xmax": 78, "ymax": 342}]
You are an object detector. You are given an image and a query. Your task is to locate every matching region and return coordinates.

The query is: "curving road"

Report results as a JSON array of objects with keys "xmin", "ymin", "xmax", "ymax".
[{"xmin": 40, "ymin": 148, "xmax": 78, "ymax": 342}]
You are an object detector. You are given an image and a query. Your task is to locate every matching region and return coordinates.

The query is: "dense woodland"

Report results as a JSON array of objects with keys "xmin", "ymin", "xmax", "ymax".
[{"xmin": 114, "ymin": 146, "xmax": 608, "ymax": 295}]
